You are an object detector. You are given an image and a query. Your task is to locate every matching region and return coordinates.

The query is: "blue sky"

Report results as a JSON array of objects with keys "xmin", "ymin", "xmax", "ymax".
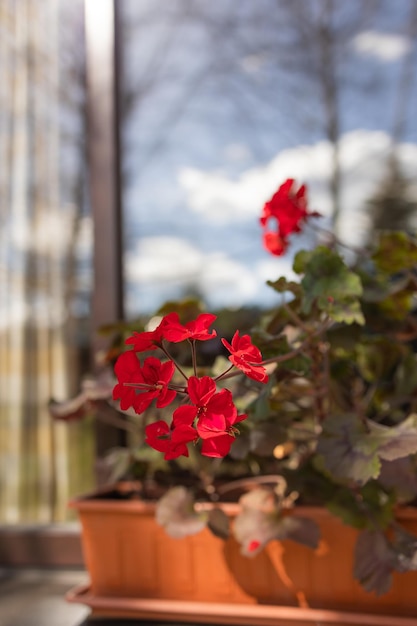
[{"xmin": 102, "ymin": 1, "xmax": 417, "ymax": 316}]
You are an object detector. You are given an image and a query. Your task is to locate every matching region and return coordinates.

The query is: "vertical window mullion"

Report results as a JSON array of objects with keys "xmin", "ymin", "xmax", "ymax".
[{"xmin": 84, "ymin": 0, "xmax": 125, "ymax": 466}]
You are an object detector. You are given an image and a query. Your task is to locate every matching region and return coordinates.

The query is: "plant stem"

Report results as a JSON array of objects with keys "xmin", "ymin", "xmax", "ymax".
[
  {"xmin": 189, "ymin": 339, "xmax": 198, "ymax": 376},
  {"xmin": 214, "ymin": 363, "xmax": 235, "ymax": 382},
  {"xmin": 95, "ymin": 400, "xmax": 138, "ymax": 434},
  {"xmin": 282, "ymin": 299, "xmax": 310, "ymax": 334},
  {"xmin": 159, "ymin": 343, "xmax": 189, "ymax": 381}
]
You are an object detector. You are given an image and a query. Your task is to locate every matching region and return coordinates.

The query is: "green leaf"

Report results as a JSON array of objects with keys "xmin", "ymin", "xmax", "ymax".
[
  {"xmin": 98, "ymin": 319, "xmax": 144, "ymax": 336},
  {"xmin": 355, "ymin": 338, "xmax": 404, "ymax": 383},
  {"xmin": 326, "ymin": 482, "xmax": 395, "ymax": 530},
  {"xmin": 317, "ymin": 414, "xmax": 381, "ymax": 485},
  {"xmin": 367, "ymin": 415, "xmax": 417, "ymax": 461},
  {"xmin": 317, "ymin": 414, "xmax": 417, "ymax": 487},
  {"xmin": 379, "ymin": 458, "xmax": 417, "ymax": 503},
  {"xmin": 378, "ymin": 290, "xmax": 414, "ymax": 321},
  {"xmin": 279, "ymin": 516, "xmax": 320, "ymax": 549},
  {"xmin": 354, "ymin": 526, "xmax": 417, "ymax": 595},
  {"xmin": 321, "ymin": 296, "xmax": 364, "ymax": 325},
  {"xmin": 155, "ymin": 486, "xmax": 208, "ymax": 539},
  {"xmin": 326, "ymin": 324, "xmax": 362, "ymax": 351},
  {"xmin": 246, "ymin": 378, "xmax": 275, "ymax": 421},
  {"xmin": 131, "ymin": 445, "xmax": 172, "ymax": 473},
  {"xmin": 326, "ymin": 490, "xmax": 368, "ymax": 529},
  {"xmin": 294, "ymin": 247, "xmax": 364, "ymax": 325},
  {"xmin": 392, "ymin": 526, "xmax": 417, "ymax": 572},
  {"xmin": 372, "ymin": 231, "xmax": 417, "ymax": 274},
  {"xmin": 394, "ymin": 352, "xmax": 417, "ymax": 397},
  {"xmin": 292, "ymin": 249, "xmax": 313, "ymax": 274},
  {"xmin": 361, "ymin": 274, "xmax": 412, "ymax": 303},
  {"xmin": 207, "ymin": 507, "xmax": 230, "ymax": 540},
  {"xmin": 233, "ymin": 486, "xmax": 319, "ymax": 555},
  {"xmin": 266, "ymin": 277, "xmax": 302, "ymax": 297},
  {"xmin": 104, "ymin": 447, "xmax": 132, "ymax": 483},
  {"xmin": 354, "ymin": 530, "xmax": 396, "ymax": 595},
  {"xmin": 359, "ymin": 482, "xmax": 396, "ymax": 529},
  {"xmin": 361, "ymin": 270, "xmax": 417, "ymax": 322}
]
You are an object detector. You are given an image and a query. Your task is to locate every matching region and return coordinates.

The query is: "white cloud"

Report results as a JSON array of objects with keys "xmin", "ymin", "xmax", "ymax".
[
  {"xmin": 178, "ymin": 129, "xmax": 396, "ymax": 243},
  {"xmin": 352, "ymin": 31, "xmax": 411, "ymax": 62},
  {"xmin": 125, "ymin": 236, "xmax": 276, "ymax": 314},
  {"xmin": 396, "ymin": 142, "xmax": 417, "ymax": 179},
  {"xmin": 126, "ymin": 237, "xmax": 202, "ymax": 284},
  {"xmin": 178, "ymin": 140, "xmax": 333, "ymax": 222},
  {"xmin": 200, "ymin": 253, "xmax": 258, "ymax": 308}
]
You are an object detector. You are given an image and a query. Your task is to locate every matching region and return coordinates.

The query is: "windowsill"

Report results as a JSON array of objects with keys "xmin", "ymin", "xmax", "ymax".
[
  {"xmin": 0, "ymin": 568, "xmax": 89, "ymax": 626},
  {"xmin": 0, "ymin": 524, "xmax": 84, "ymax": 567}
]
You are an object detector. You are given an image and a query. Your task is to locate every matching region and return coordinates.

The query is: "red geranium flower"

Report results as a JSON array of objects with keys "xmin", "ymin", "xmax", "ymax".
[
  {"xmin": 260, "ymin": 179, "xmax": 320, "ymax": 256},
  {"xmin": 260, "ymin": 179, "xmax": 308, "ymax": 235},
  {"xmin": 196, "ymin": 388, "xmax": 237, "ymax": 439},
  {"xmin": 112, "ymin": 350, "xmax": 144, "ymax": 412},
  {"xmin": 187, "ymin": 375, "xmax": 217, "ymax": 406},
  {"xmin": 199, "ymin": 407, "xmax": 247, "ymax": 458},
  {"xmin": 159, "ymin": 312, "xmax": 217, "ymax": 343},
  {"xmin": 200, "ymin": 405, "xmax": 246, "ymax": 458},
  {"xmin": 145, "ymin": 420, "xmax": 197, "ymax": 460},
  {"xmin": 125, "ymin": 315, "xmax": 168, "ymax": 352},
  {"xmin": 171, "ymin": 376, "xmax": 226, "ymax": 428},
  {"xmin": 172, "ymin": 376, "xmax": 247, "ymax": 458},
  {"xmin": 262, "ymin": 231, "xmax": 288, "ymax": 256},
  {"xmin": 221, "ymin": 331, "xmax": 268, "ymax": 383},
  {"xmin": 113, "ymin": 353, "xmax": 176, "ymax": 415},
  {"xmin": 138, "ymin": 356, "xmax": 177, "ymax": 410}
]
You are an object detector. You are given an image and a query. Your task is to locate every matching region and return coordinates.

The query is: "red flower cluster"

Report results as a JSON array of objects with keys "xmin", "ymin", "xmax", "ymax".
[
  {"xmin": 125, "ymin": 311, "xmax": 216, "ymax": 351},
  {"xmin": 260, "ymin": 178, "xmax": 319, "ymax": 256},
  {"xmin": 112, "ymin": 312, "xmax": 268, "ymax": 460}
]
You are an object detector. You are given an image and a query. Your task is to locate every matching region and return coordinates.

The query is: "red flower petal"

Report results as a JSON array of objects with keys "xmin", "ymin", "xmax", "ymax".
[
  {"xmin": 184, "ymin": 313, "xmax": 218, "ymax": 341},
  {"xmin": 263, "ymin": 231, "xmax": 288, "ymax": 256},
  {"xmin": 160, "ymin": 312, "xmax": 217, "ymax": 343},
  {"xmin": 197, "ymin": 412, "xmax": 227, "ymax": 439},
  {"xmin": 171, "ymin": 424, "xmax": 197, "ymax": 444},
  {"xmin": 112, "ymin": 351, "xmax": 144, "ymax": 411},
  {"xmin": 201, "ymin": 434, "xmax": 235, "ymax": 458},
  {"xmin": 187, "ymin": 376, "xmax": 216, "ymax": 406},
  {"xmin": 145, "ymin": 420, "xmax": 170, "ymax": 453},
  {"xmin": 172, "ymin": 405, "xmax": 197, "ymax": 427}
]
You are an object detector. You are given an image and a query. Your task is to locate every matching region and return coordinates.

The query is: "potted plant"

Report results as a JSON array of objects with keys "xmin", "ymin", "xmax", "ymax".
[{"xmin": 55, "ymin": 179, "xmax": 417, "ymax": 625}]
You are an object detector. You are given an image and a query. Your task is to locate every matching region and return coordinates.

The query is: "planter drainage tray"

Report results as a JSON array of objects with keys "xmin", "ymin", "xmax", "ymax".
[{"xmin": 66, "ymin": 584, "xmax": 417, "ymax": 626}]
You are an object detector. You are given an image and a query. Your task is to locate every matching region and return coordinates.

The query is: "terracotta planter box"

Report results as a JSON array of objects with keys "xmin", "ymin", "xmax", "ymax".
[{"xmin": 67, "ymin": 485, "xmax": 417, "ymax": 625}]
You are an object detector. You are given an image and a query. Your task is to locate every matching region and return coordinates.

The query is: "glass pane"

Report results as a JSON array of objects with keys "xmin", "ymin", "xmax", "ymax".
[
  {"xmin": 121, "ymin": 0, "xmax": 417, "ymax": 317},
  {"xmin": 0, "ymin": 0, "xmax": 94, "ymax": 522}
]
